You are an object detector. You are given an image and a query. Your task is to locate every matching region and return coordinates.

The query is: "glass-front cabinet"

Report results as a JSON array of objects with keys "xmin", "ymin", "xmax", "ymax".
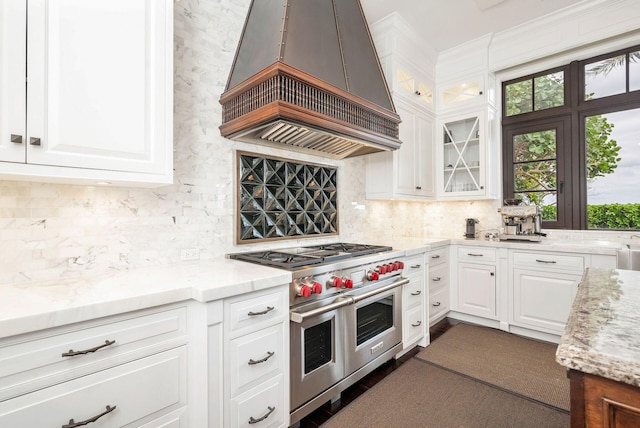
[{"xmin": 439, "ymin": 112, "xmax": 486, "ymax": 197}]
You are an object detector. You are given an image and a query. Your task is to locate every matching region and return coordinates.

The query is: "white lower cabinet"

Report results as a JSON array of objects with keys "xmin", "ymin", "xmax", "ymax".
[
  {"xmin": 0, "ymin": 305, "xmax": 189, "ymax": 427},
  {"xmin": 510, "ymin": 251, "xmax": 585, "ymax": 335},
  {"xmin": 454, "ymin": 246, "xmax": 498, "ymax": 320},
  {"xmin": 400, "ymin": 253, "xmax": 426, "ymax": 351},
  {"xmin": 223, "ymin": 286, "xmax": 289, "ymax": 428},
  {"xmin": 457, "ymin": 262, "xmax": 497, "ymax": 319},
  {"xmin": 427, "ymin": 246, "xmax": 450, "ymax": 326},
  {"xmin": 0, "ymin": 347, "xmax": 187, "ymax": 427}
]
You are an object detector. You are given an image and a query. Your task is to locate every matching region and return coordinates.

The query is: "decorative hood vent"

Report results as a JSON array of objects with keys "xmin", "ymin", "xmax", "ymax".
[{"xmin": 219, "ymin": 0, "xmax": 402, "ymax": 159}]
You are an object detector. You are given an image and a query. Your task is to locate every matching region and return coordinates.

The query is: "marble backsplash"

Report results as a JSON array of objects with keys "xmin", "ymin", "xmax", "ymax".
[{"xmin": 0, "ymin": 0, "xmax": 637, "ymax": 285}]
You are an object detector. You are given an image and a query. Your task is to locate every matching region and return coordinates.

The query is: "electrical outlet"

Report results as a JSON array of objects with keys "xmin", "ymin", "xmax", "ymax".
[{"xmin": 180, "ymin": 248, "xmax": 200, "ymax": 261}]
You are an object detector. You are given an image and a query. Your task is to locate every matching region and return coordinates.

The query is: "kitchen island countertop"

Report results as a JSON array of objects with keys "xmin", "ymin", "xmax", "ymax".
[{"xmin": 556, "ymin": 267, "xmax": 640, "ymax": 387}]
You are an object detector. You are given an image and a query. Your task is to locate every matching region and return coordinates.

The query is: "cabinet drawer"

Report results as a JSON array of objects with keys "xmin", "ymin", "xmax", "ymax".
[
  {"xmin": 428, "ymin": 264, "xmax": 449, "ymax": 291},
  {"xmin": 404, "ymin": 276, "xmax": 424, "ymax": 309},
  {"xmin": 404, "ymin": 254, "xmax": 425, "ymax": 274},
  {"xmin": 404, "ymin": 304, "xmax": 425, "ymax": 346},
  {"xmin": 429, "ymin": 287, "xmax": 450, "ymax": 323},
  {"xmin": 0, "ymin": 346, "xmax": 187, "ymax": 427},
  {"xmin": 428, "ymin": 247, "xmax": 449, "ymax": 266},
  {"xmin": 226, "ymin": 287, "xmax": 287, "ymax": 337},
  {"xmin": 0, "ymin": 307, "xmax": 187, "ymax": 401},
  {"xmin": 230, "ymin": 374, "xmax": 285, "ymax": 428},
  {"xmin": 457, "ymin": 246, "xmax": 496, "ymax": 262},
  {"xmin": 229, "ymin": 324, "xmax": 284, "ymax": 397},
  {"xmin": 513, "ymin": 251, "xmax": 584, "ymax": 271}
]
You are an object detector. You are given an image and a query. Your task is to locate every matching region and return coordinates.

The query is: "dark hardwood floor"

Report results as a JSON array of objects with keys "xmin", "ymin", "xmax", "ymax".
[{"xmin": 297, "ymin": 318, "xmax": 455, "ymax": 428}]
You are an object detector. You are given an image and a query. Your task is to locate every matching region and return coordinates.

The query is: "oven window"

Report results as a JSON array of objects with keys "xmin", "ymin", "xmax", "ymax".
[
  {"xmin": 304, "ymin": 320, "xmax": 333, "ymax": 374},
  {"xmin": 356, "ymin": 295, "xmax": 394, "ymax": 346}
]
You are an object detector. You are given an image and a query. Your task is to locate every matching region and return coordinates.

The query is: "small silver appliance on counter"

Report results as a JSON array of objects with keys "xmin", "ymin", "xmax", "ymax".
[{"xmin": 498, "ymin": 204, "xmax": 544, "ymax": 242}]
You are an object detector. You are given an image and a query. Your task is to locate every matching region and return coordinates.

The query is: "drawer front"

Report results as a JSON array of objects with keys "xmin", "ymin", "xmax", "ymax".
[
  {"xmin": 404, "ymin": 276, "xmax": 424, "ymax": 309},
  {"xmin": 404, "ymin": 254, "xmax": 425, "ymax": 274},
  {"xmin": 226, "ymin": 288, "xmax": 287, "ymax": 337},
  {"xmin": 428, "ymin": 247, "xmax": 449, "ymax": 266},
  {"xmin": 404, "ymin": 304, "xmax": 425, "ymax": 346},
  {"xmin": 457, "ymin": 246, "xmax": 497, "ymax": 262},
  {"xmin": 513, "ymin": 251, "xmax": 584, "ymax": 271},
  {"xmin": 0, "ymin": 347, "xmax": 187, "ymax": 427},
  {"xmin": 0, "ymin": 307, "xmax": 187, "ymax": 401},
  {"xmin": 229, "ymin": 324, "xmax": 284, "ymax": 397},
  {"xmin": 230, "ymin": 374, "xmax": 285, "ymax": 428},
  {"xmin": 429, "ymin": 286, "xmax": 450, "ymax": 324},
  {"xmin": 428, "ymin": 264, "xmax": 449, "ymax": 291}
]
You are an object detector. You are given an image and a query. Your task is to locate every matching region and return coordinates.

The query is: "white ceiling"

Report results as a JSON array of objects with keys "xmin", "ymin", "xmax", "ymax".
[{"xmin": 360, "ymin": 0, "xmax": 587, "ymax": 52}]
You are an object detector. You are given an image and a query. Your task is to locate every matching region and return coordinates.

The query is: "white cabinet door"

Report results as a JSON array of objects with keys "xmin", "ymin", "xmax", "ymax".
[
  {"xmin": 512, "ymin": 268, "xmax": 580, "ymax": 334},
  {"xmin": 365, "ymin": 100, "xmax": 434, "ymax": 199},
  {"xmin": 0, "ymin": 0, "xmax": 26, "ymax": 163},
  {"xmin": 457, "ymin": 262, "xmax": 497, "ymax": 319},
  {"xmin": 26, "ymin": 0, "xmax": 171, "ymax": 174}
]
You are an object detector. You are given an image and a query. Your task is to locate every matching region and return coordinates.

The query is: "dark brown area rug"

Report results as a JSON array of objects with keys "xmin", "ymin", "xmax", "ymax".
[
  {"xmin": 415, "ymin": 323, "xmax": 570, "ymax": 411},
  {"xmin": 321, "ymin": 358, "xmax": 569, "ymax": 428}
]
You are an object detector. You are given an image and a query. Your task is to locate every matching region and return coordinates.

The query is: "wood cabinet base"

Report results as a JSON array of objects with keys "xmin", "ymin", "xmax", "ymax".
[{"xmin": 570, "ymin": 370, "xmax": 640, "ymax": 427}]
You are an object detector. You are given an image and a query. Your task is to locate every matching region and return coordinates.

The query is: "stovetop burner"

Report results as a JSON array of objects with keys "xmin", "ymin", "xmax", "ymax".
[{"xmin": 228, "ymin": 243, "xmax": 393, "ymax": 270}]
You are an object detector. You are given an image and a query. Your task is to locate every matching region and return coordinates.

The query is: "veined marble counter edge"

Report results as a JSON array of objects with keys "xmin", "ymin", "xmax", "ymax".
[{"xmin": 0, "ymin": 237, "xmax": 623, "ymax": 340}]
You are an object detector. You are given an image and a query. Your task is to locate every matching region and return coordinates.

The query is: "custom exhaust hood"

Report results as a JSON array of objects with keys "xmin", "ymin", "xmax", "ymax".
[{"xmin": 219, "ymin": 0, "xmax": 402, "ymax": 159}]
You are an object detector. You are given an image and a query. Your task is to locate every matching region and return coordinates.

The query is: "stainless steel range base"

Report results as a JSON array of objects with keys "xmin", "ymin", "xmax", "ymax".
[{"xmin": 288, "ymin": 342, "xmax": 402, "ymax": 427}]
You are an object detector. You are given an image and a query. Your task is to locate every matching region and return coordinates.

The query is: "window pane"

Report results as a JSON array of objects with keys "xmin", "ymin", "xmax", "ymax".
[
  {"xmin": 584, "ymin": 55, "xmax": 626, "ymax": 100},
  {"xmin": 586, "ymin": 108, "xmax": 640, "ymax": 230},
  {"xmin": 534, "ymin": 72, "xmax": 564, "ymax": 111},
  {"xmin": 514, "ymin": 130, "xmax": 557, "ymax": 162},
  {"xmin": 505, "ymin": 80, "xmax": 532, "ymax": 116},
  {"xmin": 514, "ymin": 160, "xmax": 557, "ymax": 192},
  {"xmin": 630, "ymin": 51, "xmax": 640, "ymax": 92}
]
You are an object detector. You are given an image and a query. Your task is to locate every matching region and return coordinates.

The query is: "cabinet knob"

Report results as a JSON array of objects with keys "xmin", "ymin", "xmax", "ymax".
[
  {"xmin": 415, "ymin": 186, "xmax": 422, "ymax": 190},
  {"xmin": 10, "ymin": 134, "xmax": 22, "ymax": 144}
]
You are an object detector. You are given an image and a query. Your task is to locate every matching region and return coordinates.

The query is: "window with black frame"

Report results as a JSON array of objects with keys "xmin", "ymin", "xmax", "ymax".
[{"xmin": 502, "ymin": 46, "xmax": 640, "ymax": 230}]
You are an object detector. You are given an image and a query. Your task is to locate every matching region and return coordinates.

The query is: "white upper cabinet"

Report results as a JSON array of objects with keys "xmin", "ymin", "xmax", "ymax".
[
  {"xmin": 0, "ymin": 0, "xmax": 173, "ymax": 186},
  {"xmin": 366, "ymin": 100, "xmax": 434, "ymax": 199}
]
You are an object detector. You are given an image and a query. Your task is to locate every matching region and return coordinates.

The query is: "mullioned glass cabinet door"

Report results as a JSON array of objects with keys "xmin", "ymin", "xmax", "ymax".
[{"xmin": 441, "ymin": 115, "xmax": 483, "ymax": 194}]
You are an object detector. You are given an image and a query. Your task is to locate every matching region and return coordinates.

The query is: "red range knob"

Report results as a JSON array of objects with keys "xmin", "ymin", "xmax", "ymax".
[
  {"xmin": 377, "ymin": 265, "xmax": 387, "ymax": 274},
  {"xmin": 391, "ymin": 262, "xmax": 399, "ymax": 271},
  {"xmin": 367, "ymin": 270, "xmax": 379, "ymax": 281},
  {"xmin": 298, "ymin": 285, "xmax": 311, "ymax": 298},
  {"xmin": 329, "ymin": 276, "xmax": 343, "ymax": 288},
  {"xmin": 343, "ymin": 278, "xmax": 354, "ymax": 289},
  {"xmin": 312, "ymin": 282, "xmax": 323, "ymax": 295},
  {"xmin": 397, "ymin": 261, "xmax": 405, "ymax": 270}
]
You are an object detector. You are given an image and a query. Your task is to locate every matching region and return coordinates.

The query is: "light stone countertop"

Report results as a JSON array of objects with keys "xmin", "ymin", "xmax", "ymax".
[
  {"xmin": 0, "ymin": 237, "xmax": 625, "ymax": 341},
  {"xmin": 0, "ymin": 258, "xmax": 291, "ymax": 339},
  {"xmin": 556, "ymin": 268, "xmax": 640, "ymax": 387}
]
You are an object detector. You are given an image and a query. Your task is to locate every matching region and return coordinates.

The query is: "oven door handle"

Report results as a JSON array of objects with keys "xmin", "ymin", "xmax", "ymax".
[{"xmin": 289, "ymin": 277, "xmax": 409, "ymax": 323}]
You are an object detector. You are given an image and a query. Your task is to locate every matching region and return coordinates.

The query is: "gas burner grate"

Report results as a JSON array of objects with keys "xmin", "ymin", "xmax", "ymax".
[{"xmin": 229, "ymin": 250, "xmax": 323, "ymax": 269}]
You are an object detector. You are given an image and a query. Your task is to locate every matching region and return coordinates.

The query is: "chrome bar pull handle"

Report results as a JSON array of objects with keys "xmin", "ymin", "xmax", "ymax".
[
  {"xmin": 61, "ymin": 405, "xmax": 116, "ymax": 428},
  {"xmin": 249, "ymin": 406, "xmax": 275, "ymax": 424},
  {"xmin": 29, "ymin": 137, "xmax": 41, "ymax": 146},
  {"xmin": 535, "ymin": 259, "xmax": 557, "ymax": 264},
  {"xmin": 248, "ymin": 306, "xmax": 274, "ymax": 316},
  {"xmin": 467, "ymin": 253, "xmax": 483, "ymax": 257},
  {"xmin": 10, "ymin": 134, "xmax": 22, "ymax": 144},
  {"xmin": 248, "ymin": 351, "xmax": 275, "ymax": 365},
  {"xmin": 62, "ymin": 340, "xmax": 115, "ymax": 357}
]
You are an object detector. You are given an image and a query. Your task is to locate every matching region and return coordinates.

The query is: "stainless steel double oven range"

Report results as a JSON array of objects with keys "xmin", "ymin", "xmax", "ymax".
[{"xmin": 229, "ymin": 243, "xmax": 407, "ymax": 426}]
